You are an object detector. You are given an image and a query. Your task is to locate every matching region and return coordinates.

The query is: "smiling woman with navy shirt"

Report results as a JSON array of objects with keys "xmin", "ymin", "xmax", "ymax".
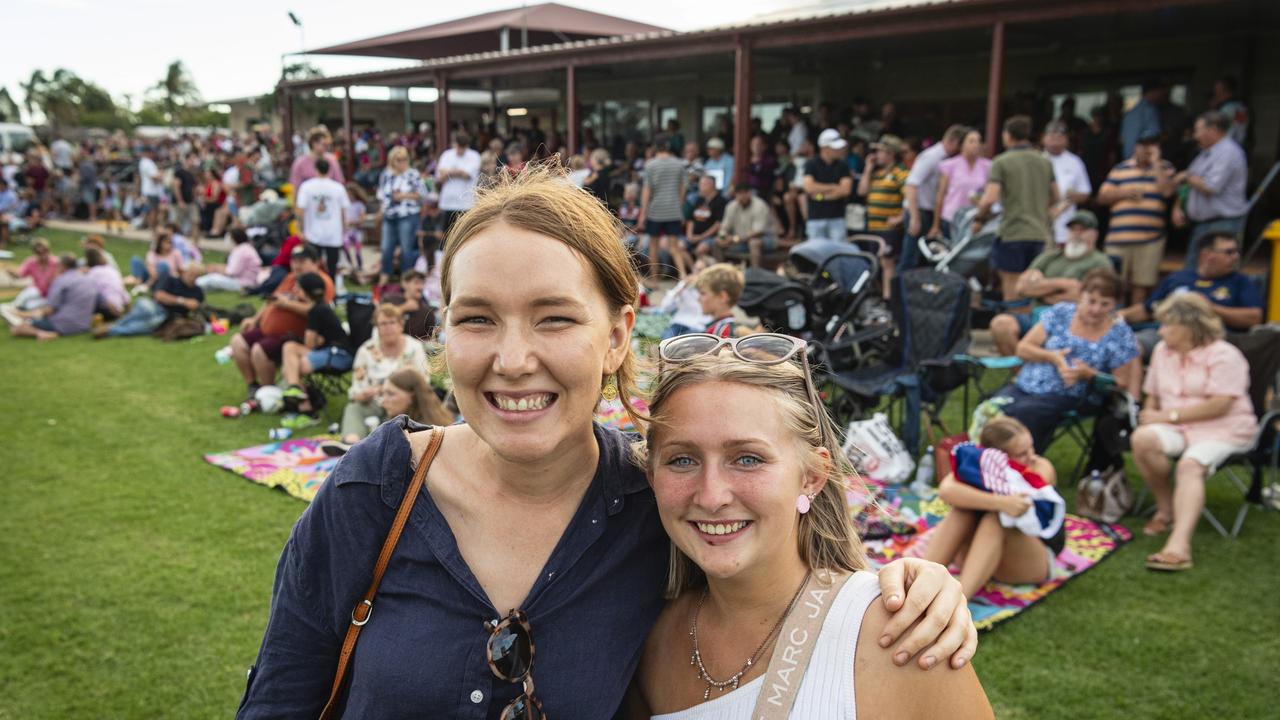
[{"xmin": 236, "ymin": 166, "xmax": 977, "ymax": 719}]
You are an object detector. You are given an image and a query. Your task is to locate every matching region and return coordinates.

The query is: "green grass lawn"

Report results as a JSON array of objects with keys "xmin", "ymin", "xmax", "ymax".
[{"xmin": 1, "ymin": 229, "xmax": 1276, "ymax": 718}]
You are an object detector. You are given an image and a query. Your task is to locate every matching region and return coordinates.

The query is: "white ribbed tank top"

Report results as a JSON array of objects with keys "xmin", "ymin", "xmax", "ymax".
[{"xmin": 652, "ymin": 570, "xmax": 882, "ymax": 720}]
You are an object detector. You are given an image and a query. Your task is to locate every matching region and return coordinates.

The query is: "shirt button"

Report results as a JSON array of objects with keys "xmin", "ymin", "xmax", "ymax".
[{"xmin": 470, "ymin": 690, "xmax": 484, "ymax": 704}]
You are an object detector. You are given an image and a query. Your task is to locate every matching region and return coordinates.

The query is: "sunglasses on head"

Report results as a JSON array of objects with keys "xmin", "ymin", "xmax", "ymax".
[
  {"xmin": 657, "ymin": 333, "xmax": 831, "ymax": 445},
  {"xmin": 485, "ymin": 609, "xmax": 545, "ymax": 720}
]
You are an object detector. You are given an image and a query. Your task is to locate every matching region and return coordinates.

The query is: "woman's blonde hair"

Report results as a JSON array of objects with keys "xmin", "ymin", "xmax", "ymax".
[
  {"xmin": 387, "ymin": 146, "xmax": 409, "ymax": 165},
  {"xmin": 978, "ymin": 415, "xmax": 1030, "ymax": 450},
  {"xmin": 386, "ymin": 368, "xmax": 454, "ymax": 427},
  {"xmin": 439, "ymin": 162, "xmax": 643, "ymax": 426},
  {"xmin": 1154, "ymin": 292, "xmax": 1225, "ymax": 347},
  {"xmin": 375, "ymin": 303, "xmax": 405, "ymax": 322},
  {"xmin": 639, "ymin": 355, "xmax": 866, "ymax": 599}
]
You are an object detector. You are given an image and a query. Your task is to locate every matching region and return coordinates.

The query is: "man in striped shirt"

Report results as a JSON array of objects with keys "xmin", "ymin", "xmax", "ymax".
[{"xmin": 1096, "ymin": 135, "xmax": 1175, "ymax": 306}]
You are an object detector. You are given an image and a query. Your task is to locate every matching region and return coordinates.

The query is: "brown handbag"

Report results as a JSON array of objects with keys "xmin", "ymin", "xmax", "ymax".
[{"xmin": 318, "ymin": 428, "xmax": 445, "ymax": 720}]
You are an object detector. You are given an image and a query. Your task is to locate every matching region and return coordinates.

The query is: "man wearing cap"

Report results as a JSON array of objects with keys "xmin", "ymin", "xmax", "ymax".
[
  {"xmin": 1097, "ymin": 134, "xmax": 1176, "ymax": 306},
  {"xmin": 803, "ymin": 129, "xmax": 853, "ymax": 242},
  {"xmin": 988, "ymin": 210, "xmax": 1114, "ymax": 356},
  {"xmin": 715, "ymin": 182, "xmax": 777, "ymax": 268},
  {"xmin": 702, "ymin": 138, "xmax": 735, "ymax": 198},
  {"xmin": 228, "ymin": 245, "xmax": 335, "ymax": 398},
  {"xmin": 858, "ymin": 134, "xmax": 910, "ymax": 298},
  {"xmin": 973, "ymin": 115, "xmax": 1059, "ymax": 302}
]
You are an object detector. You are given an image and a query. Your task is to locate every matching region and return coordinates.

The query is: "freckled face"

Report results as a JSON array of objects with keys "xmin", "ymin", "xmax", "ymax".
[
  {"xmin": 650, "ymin": 381, "xmax": 822, "ymax": 580},
  {"xmin": 445, "ymin": 221, "xmax": 631, "ymax": 463}
]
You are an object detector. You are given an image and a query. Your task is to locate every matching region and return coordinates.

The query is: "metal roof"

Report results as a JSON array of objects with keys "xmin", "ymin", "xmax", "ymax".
[
  {"xmin": 280, "ymin": 0, "xmax": 1224, "ymax": 91},
  {"xmin": 306, "ymin": 2, "xmax": 670, "ymax": 60}
]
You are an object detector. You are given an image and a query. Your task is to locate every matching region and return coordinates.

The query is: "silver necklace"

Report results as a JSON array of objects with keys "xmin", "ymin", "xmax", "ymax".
[{"xmin": 689, "ymin": 571, "xmax": 811, "ymax": 700}]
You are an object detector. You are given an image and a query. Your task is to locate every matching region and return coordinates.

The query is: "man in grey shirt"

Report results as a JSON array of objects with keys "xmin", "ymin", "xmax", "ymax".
[
  {"xmin": 1176, "ymin": 110, "xmax": 1248, "ymax": 268},
  {"xmin": 904, "ymin": 124, "xmax": 965, "ymax": 269},
  {"xmin": 638, "ymin": 136, "xmax": 687, "ymax": 286}
]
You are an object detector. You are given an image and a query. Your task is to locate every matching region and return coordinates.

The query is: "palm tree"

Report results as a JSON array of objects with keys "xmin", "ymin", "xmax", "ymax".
[{"xmin": 149, "ymin": 60, "xmax": 202, "ymax": 125}]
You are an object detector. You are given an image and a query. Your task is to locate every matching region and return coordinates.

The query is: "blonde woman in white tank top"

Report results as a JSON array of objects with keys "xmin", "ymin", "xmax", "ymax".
[{"xmin": 629, "ymin": 339, "xmax": 993, "ymax": 719}]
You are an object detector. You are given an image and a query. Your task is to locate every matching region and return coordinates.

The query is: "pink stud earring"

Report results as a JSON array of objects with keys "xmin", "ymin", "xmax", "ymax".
[{"xmin": 796, "ymin": 492, "xmax": 816, "ymax": 514}]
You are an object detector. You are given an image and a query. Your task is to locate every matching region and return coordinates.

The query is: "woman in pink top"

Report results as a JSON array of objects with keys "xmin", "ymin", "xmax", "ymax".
[
  {"xmin": 1131, "ymin": 293, "xmax": 1257, "ymax": 571},
  {"xmin": 19, "ymin": 238, "xmax": 59, "ymax": 297},
  {"xmin": 196, "ymin": 228, "xmax": 263, "ymax": 293},
  {"xmin": 930, "ymin": 128, "xmax": 992, "ymax": 236}
]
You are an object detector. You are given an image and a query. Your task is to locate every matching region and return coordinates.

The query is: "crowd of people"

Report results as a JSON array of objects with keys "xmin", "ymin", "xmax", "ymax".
[
  {"xmin": 0, "ymin": 66, "xmax": 1272, "ymax": 718},
  {"xmin": 1, "ymin": 70, "xmax": 1270, "ymax": 581}
]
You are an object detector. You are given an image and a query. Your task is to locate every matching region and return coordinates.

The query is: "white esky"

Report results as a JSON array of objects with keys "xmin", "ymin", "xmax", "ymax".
[{"xmin": 5, "ymin": 0, "xmax": 799, "ymax": 118}]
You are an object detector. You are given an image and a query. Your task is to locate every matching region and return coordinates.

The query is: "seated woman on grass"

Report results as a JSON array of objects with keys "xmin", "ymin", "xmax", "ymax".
[
  {"xmin": 922, "ymin": 416, "xmax": 1066, "ymax": 599},
  {"xmin": 329, "ymin": 303, "xmax": 427, "ymax": 449},
  {"xmin": 632, "ymin": 337, "xmax": 991, "ymax": 718},
  {"xmin": 378, "ymin": 368, "xmax": 454, "ymax": 428},
  {"xmin": 1133, "ymin": 293, "xmax": 1258, "ymax": 572}
]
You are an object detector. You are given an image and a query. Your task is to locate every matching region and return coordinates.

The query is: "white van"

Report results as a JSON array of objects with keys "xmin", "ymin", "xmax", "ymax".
[{"xmin": 0, "ymin": 123, "xmax": 37, "ymax": 158}]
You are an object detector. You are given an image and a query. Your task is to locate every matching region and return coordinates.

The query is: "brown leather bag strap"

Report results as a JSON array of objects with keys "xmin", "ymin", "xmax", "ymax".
[{"xmin": 319, "ymin": 428, "xmax": 445, "ymax": 720}]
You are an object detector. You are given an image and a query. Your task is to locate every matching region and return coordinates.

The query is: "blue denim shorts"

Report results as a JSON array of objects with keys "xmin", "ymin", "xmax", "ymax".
[{"xmin": 308, "ymin": 347, "xmax": 354, "ymax": 373}]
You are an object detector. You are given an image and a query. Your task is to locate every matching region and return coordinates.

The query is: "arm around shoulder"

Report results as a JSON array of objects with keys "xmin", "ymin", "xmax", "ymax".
[{"xmin": 855, "ymin": 598, "xmax": 993, "ymax": 720}]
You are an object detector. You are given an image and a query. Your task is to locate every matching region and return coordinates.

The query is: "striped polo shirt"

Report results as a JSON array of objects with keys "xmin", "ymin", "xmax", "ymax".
[
  {"xmin": 866, "ymin": 164, "xmax": 909, "ymax": 232},
  {"xmin": 1101, "ymin": 159, "xmax": 1174, "ymax": 245}
]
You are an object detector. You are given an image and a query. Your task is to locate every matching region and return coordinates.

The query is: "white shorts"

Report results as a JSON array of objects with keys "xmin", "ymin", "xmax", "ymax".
[{"xmin": 1147, "ymin": 423, "xmax": 1249, "ymax": 470}]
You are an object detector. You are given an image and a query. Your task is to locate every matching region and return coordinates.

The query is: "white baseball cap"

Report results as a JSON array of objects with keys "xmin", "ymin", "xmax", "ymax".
[{"xmin": 817, "ymin": 128, "xmax": 847, "ymax": 150}]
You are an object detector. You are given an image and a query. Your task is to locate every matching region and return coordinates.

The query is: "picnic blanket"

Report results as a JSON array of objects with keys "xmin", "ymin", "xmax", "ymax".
[
  {"xmin": 850, "ymin": 478, "xmax": 1132, "ymax": 631},
  {"xmin": 204, "ymin": 437, "xmax": 337, "ymax": 502},
  {"xmin": 205, "ymin": 399, "xmax": 652, "ymax": 502}
]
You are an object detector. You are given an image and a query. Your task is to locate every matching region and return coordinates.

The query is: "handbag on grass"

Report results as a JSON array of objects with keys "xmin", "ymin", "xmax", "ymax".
[
  {"xmin": 319, "ymin": 428, "xmax": 444, "ymax": 720},
  {"xmin": 1075, "ymin": 465, "xmax": 1133, "ymax": 524}
]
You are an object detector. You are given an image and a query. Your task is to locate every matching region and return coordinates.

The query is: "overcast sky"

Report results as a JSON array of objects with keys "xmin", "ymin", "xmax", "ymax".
[{"xmin": 5, "ymin": 0, "xmax": 800, "ymax": 115}]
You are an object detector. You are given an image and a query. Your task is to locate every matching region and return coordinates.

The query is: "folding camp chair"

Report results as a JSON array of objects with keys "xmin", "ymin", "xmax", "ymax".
[{"xmin": 818, "ymin": 267, "xmax": 974, "ymax": 456}]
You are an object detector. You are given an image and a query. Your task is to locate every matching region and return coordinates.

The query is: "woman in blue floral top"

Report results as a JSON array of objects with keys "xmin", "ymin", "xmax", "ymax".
[
  {"xmin": 376, "ymin": 146, "xmax": 427, "ymax": 286},
  {"xmin": 994, "ymin": 268, "xmax": 1141, "ymax": 452}
]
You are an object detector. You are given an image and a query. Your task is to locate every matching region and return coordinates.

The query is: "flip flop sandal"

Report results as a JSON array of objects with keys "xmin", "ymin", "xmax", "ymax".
[
  {"xmin": 1145, "ymin": 552, "xmax": 1193, "ymax": 572},
  {"xmin": 1142, "ymin": 516, "xmax": 1172, "ymax": 537}
]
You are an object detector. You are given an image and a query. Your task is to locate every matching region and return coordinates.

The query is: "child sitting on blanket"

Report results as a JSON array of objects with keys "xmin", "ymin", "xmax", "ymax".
[{"xmin": 922, "ymin": 416, "xmax": 1067, "ymax": 598}]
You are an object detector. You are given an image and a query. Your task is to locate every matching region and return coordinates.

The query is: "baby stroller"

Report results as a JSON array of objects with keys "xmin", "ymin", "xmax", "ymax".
[
  {"xmin": 737, "ymin": 239, "xmax": 892, "ymax": 370},
  {"xmin": 915, "ymin": 205, "xmax": 1001, "ymax": 280}
]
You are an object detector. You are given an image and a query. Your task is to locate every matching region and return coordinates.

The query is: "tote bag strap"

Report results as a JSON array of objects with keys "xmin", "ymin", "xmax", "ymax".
[
  {"xmin": 319, "ymin": 427, "xmax": 445, "ymax": 720},
  {"xmin": 750, "ymin": 570, "xmax": 853, "ymax": 720}
]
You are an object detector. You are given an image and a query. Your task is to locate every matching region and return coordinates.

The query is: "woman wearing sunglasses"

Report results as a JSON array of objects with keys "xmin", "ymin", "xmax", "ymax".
[
  {"xmin": 237, "ymin": 167, "xmax": 977, "ymax": 720},
  {"xmin": 631, "ymin": 334, "xmax": 991, "ymax": 719}
]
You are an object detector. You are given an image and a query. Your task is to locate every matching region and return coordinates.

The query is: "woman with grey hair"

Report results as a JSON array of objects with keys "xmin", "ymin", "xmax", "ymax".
[{"xmin": 1131, "ymin": 292, "xmax": 1257, "ymax": 571}]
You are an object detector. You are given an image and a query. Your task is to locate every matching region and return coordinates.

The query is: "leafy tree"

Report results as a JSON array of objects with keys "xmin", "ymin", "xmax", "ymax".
[
  {"xmin": 256, "ymin": 62, "xmax": 325, "ymax": 117},
  {"xmin": 146, "ymin": 60, "xmax": 203, "ymax": 125},
  {"xmin": 18, "ymin": 68, "xmax": 128, "ymax": 131},
  {"xmin": 0, "ymin": 87, "xmax": 20, "ymax": 122}
]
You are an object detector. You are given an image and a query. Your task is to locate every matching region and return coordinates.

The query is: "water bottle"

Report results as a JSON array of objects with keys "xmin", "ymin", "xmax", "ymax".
[
  {"xmin": 214, "ymin": 346, "xmax": 233, "ymax": 365},
  {"xmin": 240, "ymin": 400, "xmax": 259, "ymax": 416},
  {"xmin": 911, "ymin": 447, "xmax": 935, "ymax": 495},
  {"xmin": 269, "ymin": 428, "xmax": 293, "ymax": 441},
  {"xmin": 1088, "ymin": 470, "xmax": 1105, "ymax": 498}
]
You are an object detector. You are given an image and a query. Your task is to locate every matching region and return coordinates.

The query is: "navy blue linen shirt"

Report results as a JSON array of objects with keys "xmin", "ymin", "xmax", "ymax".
[{"xmin": 236, "ymin": 417, "xmax": 669, "ymax": 719}]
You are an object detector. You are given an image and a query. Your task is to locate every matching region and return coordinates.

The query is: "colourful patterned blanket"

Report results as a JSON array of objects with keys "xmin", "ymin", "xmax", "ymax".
[
  {"xmin": 205, "ymin": 400, "xmax": 651, "ymax": 502},
  {"xmin": 850, "ymin": 479, "xmax": 1132, "ymax": 631},
  {"xmin": 205, "ymin": 437, "xmax": 337, "ymax": 502}
]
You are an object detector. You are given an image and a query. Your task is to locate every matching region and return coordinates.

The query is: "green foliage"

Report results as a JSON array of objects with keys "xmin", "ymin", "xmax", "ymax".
[
  {"xmin": 19, "ymin": 68, "xmax": 132, "ymax": 132},
  {"xmin": 0, "ymin": 229, "xmax": 1276, "ymax": 718}
]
